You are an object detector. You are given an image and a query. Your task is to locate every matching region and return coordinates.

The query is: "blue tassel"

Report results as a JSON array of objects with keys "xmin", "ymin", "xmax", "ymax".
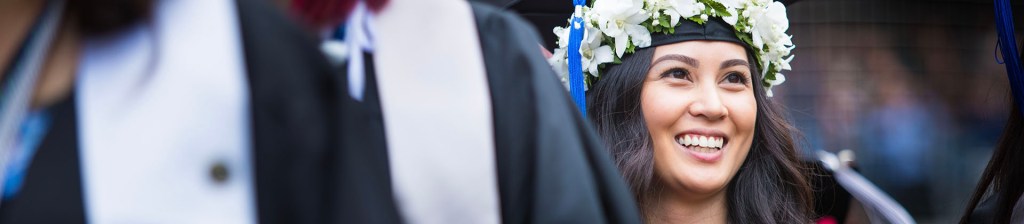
[
  {"xmin": 995, "ymin": 0, "xmax": 1024, "ymax": 114},
  {"xmin": 567, "ymin": 0, "xmax": 587, "ymax": 117}
]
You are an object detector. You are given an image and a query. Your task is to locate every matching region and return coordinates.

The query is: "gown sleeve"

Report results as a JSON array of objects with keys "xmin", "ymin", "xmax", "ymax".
[{"xmin": 470, "ymin": 3, "xmax": 643, "ymax": 224}]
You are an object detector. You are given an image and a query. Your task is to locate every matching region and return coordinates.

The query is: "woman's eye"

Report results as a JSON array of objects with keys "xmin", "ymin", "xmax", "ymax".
[
  {"xmin": 661, "ymin": 68, "xmax": 690, "ymax": 80},
  {"xmin": 724, "ymin": 72, "xmax": 748, "ymax": 84}
]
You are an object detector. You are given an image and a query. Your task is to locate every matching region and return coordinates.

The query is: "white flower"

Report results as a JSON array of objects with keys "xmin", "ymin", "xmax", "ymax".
[
  {"xmin": 663, "ymin": 10, "xmax": 681, "ymax": 27},
  {"xmin": 553, "ymin": 20, "xmax": 615, "ymax": 79},
  {"xmin": 592, "ymin": 0, "xmax": 645, "ymax": 21},
  {"xmin": 768, "ymin": 73, "xmax": 786, "ymax": 86},
  {"xmin": 547, "ymin": 0, "xmax": 795, "ymax": 96},
  {"xmin": 548, "ymin": 48, "xmax": 568, "ymax": 79},
  {"xmin": 600, "ymin": 18, "xmax": 649, "ymax": 57},
  {"xmin": 723, "ymin": 8, "xmax": 738, "ymax": 25},
  {"xmin": 582, "ymin": 23, "xmax": 615, "ymax": 77},
  {"xmin": 625, "ymin": 24, "xmax": 652, "ymax": 48},
  {"xmin": 666, "ymin": 0, "xmax": 702, "ymax": 20},
  {"xmin": 764, "ymin": 72, "xmax": 786, "ymax": 97},
  {"xmin": 583, "ymin": 23, "xmax": 605, "ymax": 49},
  {"xmin": 553, "ymin": 26, "xmax": 571, "ymax": 49},
  {"xmin": 592, "ymin": 0, "xmax": 650, "ymax": 57},
  {"xmin": 581, "ymin": 45, "xmax": 616, "ymax": 77},
  {"xmin": 775, "ymin": 54, "xmax": 794, "ymax": 71},
  {"xmin": 748, "ymin": 1, "xmax": 789, "ymax": 49}
]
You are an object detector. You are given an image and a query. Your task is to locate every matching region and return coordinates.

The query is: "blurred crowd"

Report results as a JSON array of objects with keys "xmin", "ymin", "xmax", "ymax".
[{"xmin": 776, "ymin": 0, "xmax": 1023, "ymax": 222}]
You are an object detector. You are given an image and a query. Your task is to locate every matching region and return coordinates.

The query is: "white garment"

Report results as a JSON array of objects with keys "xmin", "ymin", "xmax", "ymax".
[
  {"xmin": 343, "ymin": 1, "xmax": 376, "ymax": 101},
  {"xmin": 77, "ymin": 0, "xmax": 255, "ymax": 223},
  {"xmin": 370, "ymin": 0, "xmax": 502, "ymax": 223}
]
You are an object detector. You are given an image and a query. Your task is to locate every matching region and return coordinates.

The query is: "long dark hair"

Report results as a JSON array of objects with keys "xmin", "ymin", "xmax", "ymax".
[
  {"xmin": 587, "ymin": 46, "xmax": 813, "ymax": 223},
  {"xmin": 960, "ymin": 100, "xmax": 1024, "ymax": 224}
]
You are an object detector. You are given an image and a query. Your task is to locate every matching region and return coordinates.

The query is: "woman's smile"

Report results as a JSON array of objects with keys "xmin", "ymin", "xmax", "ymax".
[{"xmin": 674, "ymin": 130, "xmax": 729, "ymax": 162}]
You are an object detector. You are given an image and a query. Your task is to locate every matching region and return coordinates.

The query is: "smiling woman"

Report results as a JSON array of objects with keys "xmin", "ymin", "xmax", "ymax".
[
  {"xmin": 643, "ymin": 40, "xmax": 759, "ymax": 205},
  {"xmin": 589, "ymin": 24, "xmax": 811, "ymax": 223},
  {"xmin": 572, "ymin": 0, "xmax": 812, "ymax": 223}
]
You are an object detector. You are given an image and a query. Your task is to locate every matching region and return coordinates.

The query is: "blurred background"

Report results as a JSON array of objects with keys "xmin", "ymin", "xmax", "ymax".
[
  {"xmin": 510, "ymin": 0, "xmax": 1024, "ymax": 222},
  {"xmin": 777, "ymin": 0, "xmax": 1022, "ymax": 223}
]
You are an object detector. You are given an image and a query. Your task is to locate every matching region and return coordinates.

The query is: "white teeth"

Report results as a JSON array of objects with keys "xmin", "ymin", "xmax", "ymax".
[{"xmin": 676, "ymin": 135, "xmax": 725, "ymax": 149}]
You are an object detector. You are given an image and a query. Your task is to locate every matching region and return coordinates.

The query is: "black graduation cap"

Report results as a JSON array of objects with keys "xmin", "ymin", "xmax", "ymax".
[{"xmin": 471, "ymin": 0, "xmax": 802, "ymax": 50}]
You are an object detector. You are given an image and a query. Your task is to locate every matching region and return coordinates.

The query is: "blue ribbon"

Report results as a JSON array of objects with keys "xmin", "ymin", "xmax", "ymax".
[
  {"xmin": 567, "ymin": 0, "xmax": 587, "ymax": 117},
  {"xmin": 995, "ymin": 0, "xmax": 1024, "ymax": 115},
  {"xmin": 3, "ymin": 111, "xmax": 50, "ymax": 200}
]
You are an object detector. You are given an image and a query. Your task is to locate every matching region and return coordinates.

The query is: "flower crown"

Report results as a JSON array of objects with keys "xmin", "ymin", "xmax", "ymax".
[{"xmin": 548, "ymin": 0, "xmax": 794, "ymax": 96}]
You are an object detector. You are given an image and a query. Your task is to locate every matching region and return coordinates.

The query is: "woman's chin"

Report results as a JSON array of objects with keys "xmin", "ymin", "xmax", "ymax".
[{"xmin": 669, "ymin": 174, "xmax": 731, "ymax": 197}]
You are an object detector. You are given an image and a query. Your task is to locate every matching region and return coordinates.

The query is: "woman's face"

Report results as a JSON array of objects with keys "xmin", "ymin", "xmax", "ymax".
[{"xmin": 641, "ymin": 40, "xmax": 757, "ymax": 199}]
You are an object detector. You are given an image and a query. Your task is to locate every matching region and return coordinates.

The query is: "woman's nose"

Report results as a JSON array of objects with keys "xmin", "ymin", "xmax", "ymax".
[{"xmin": 687, "ymin": 83, "xmax": 727, "ymax": 121}]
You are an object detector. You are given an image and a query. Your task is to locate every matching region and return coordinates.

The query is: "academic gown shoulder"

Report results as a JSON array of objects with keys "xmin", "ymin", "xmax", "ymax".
[
  {"xmin": 236, "ymin": 0, "xmax": 340, "ymax": 223},
  {"xmin": 331, "ymin": 2, "xmax": 641, "ymax": 223},
  {"xmin": 471, "ymin": 3, "xmax": 641, "ymax": 224},
  {"xmin": 0, "ymin": 0, "xmax": 341, "ymax": 223}
]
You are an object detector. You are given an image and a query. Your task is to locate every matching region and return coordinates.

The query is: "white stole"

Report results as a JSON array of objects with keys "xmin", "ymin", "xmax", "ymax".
[
  {"xmin": 372, "ymin": 0, "xmax": 501, "ymax": 223},
  {"xmin": 77, "ymin": 0, "xmax": 255, "ymax": 223}
]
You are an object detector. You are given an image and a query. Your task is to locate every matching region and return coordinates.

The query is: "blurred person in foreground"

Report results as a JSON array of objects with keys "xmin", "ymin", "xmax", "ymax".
[
  {"xmin": 287, "ymin": 0, "xmax": 641, "ymax": 223},
  {"xmin": 0, "ymin": 0, "xmax": 338, "ymax": 222}
]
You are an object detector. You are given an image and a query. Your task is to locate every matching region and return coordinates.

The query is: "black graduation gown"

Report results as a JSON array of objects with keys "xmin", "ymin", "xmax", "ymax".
[
  {"xmin": 0, "ymin": 0, "xmax": 340, "ymax": 223},
  {"xmin": 330, "ymin": 2, "xmax": 641, "ymax": 223}
]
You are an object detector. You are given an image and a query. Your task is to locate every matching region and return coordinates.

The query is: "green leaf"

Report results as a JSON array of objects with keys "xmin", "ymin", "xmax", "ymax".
[
  {"xmin": 691, "ymin": 17, "xmax": 706, "ymax": 25},
  {"xmin": 704, "ymin": 1, "xmax": 730, "ymax": 17},
  {"xmin": 764, "ymin": 64, "xmax": 777, "ymax": 80},
  {"xmin": 736, "ymin": 31, "xmax": 754, "ymax": 47},
  {"xmin": 734, "ymin": 19, "xmax": 747, "ymax": 28}
]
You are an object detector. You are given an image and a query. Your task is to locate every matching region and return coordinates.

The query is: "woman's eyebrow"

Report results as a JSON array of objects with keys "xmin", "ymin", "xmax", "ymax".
[
  {"xmin": 651, "ymin": 54, "xmax": 699, "ymax": 68},
  {"xmin": 720, "ymin": 59, "xmax": 749, "ymax": 69}
]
